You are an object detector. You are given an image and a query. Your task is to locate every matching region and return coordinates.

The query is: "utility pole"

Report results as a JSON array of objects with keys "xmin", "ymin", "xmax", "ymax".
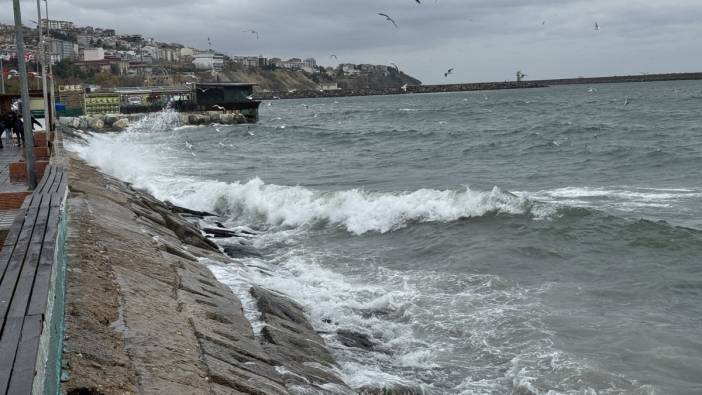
[
  {"xmin": 13, "ymin": 0, "xmax": 38, "ymax": 189},
  {"xmin": 37, "ymin": 0, "xmax": 51, "ymax": 133},
  {"xmin": 0, "ymin": 57, "xmax": 5, "ymax": 94},
  {"xmin": 44, "ymin": 0, "xmax": 56, "ymax": 131}
]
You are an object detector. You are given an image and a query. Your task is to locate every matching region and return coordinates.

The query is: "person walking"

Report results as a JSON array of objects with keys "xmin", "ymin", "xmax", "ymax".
[
  {"xmin": 0, "ymin": 112, "xmax": 5, "ymax": 149},
  {"xmin": 10, "ymin": 111, "xmax": 25, "ymax": 148}
]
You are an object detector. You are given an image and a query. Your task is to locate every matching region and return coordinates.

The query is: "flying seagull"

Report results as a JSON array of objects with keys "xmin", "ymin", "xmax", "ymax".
[
  {"xmin": 378, "ymin": 13, "xmax": 398, "ymax": 28},
  {"xmin": 243, "ymin": 30, "xmax": 260, "ymax": 39},
  {"xmin": 389, "ymin": 62, "xmax": 400, "ymax": 72},
  {"xmin": 330, "ymin": 54, "xmax": 338, "ymax": 59},
  {"xmin": 444, "ymin": 68, "xmax": 454, "ymax": 77},
  {"xmin": 415, "ymin": 0, "xmax": 421, "ymax": 3},
  {"xmin": 594, "ymin": 22, "xmax": 599, "ymax": 31}
]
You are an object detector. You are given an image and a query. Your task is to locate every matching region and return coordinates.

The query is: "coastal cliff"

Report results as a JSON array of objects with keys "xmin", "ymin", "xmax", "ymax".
[{"xmin": 61, "ymin": 157, "xmax": 353, "ymax": 394}]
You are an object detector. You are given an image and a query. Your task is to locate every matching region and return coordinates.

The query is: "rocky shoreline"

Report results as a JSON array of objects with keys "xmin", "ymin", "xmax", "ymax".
[
  {"xmin": 57, "ymin": 111, "xmax": 249, "ymax": 131},
  {"xmin": 62, "ymin": 157, "xmax": 358, "ymax": 394}
]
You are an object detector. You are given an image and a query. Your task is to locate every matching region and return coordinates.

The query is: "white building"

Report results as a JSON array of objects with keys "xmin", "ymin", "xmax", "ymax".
[
  {"xmin": 193, "ymin": 51, "xmax": 224, "ymax": 71},
  {"xmin": 41, "ymin": 19, "xmax": 74, "ymax": 31},
  {"xmin": 341, "ymin": 63, "xmax": 360, "ymax": 76},
  {"xmin": 319, "ymin": 82, "xmax": 339, "ymax": 91},
  {"xmin": 50, "ymin": 39, "xmax": 79, "ymax": 63},
  {"xmin": 180, "ymin": 47, "xmax": 196, "ymax": 59},
  {"xmin": 141, "ymin": 45, "xmax": 159, "ymax": 63},
  {"xmin": 82, "ymin": 47, "xmax": 105, "ymax": 61}
]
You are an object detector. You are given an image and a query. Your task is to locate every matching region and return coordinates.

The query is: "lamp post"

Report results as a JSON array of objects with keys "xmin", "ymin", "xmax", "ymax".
[
  {"xmin": 13, "ymin": 0, "xmax": 38, "ymax": 189},
  {"xmin": 36, "ymin": 0, "xmax": 51, "ymax": 133},
  {"xmin": 0, "ymin": 56, "xmax": 5, "ymax": 94},
  {"xmin": 44, "ymin": 0, "xmax": 56, "ymax": 131}
]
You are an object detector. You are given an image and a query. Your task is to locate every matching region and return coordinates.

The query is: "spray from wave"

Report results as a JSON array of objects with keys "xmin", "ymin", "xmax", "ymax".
[{"xmin": 67, "ymin": 116, "xmax": 537, "ymax": 235}]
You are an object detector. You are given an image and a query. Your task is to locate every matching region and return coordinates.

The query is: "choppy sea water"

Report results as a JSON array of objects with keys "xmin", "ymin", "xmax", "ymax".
[{"xmin": 69, "ymin": 81, "xmax": 702, "ymax": 394}]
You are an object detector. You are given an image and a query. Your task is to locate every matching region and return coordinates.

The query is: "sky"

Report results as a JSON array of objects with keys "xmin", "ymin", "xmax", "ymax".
[{"xmin": 5, "ymin": 0, "xmax": 702, "ymax": 84}]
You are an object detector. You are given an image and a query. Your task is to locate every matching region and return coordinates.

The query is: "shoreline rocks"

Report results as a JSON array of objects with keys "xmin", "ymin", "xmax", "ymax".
[
  {"xmin": 63, "ymin": 155, "xmax": 350, "ymax": 394},
  {"xmin": 58, "ymin": 110, "xmax": 248, "ymax": 131}
]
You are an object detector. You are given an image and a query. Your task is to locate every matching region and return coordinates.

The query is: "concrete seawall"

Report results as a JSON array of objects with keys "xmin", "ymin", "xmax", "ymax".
[{"xmin": 61, "ymin": 157, "xmax": 355, "ymax": 394}]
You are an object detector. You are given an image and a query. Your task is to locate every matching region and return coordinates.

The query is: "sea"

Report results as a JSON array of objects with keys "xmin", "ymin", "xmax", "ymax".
[{"xmin": 69, "ymin": 80, "xmax": 702, "ymax": 395}]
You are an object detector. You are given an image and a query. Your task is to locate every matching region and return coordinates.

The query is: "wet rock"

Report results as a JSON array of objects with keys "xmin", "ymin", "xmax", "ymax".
[
  {"xmin": 103, "ymin": 114, "xmax": 119, "ymax": 126},
  {"xmin": 336, "ymin": 329, "xmax": 375, "ymax": 351},
  {"xmin": 164, "ymin": 201, "xmax": 216, "ymax": 218},
  {"xmin": 93, "ymin": 119, "xmax": 105, "ymax": 129},
  {"xmin": 251, "ymin": 287, "xmax": 351, "ymax": 390},
  {"xmin": 222, "ymin": 243, "xmax": 262, "ymax": 258},
  {"xmin": 131, "ymin": 196, "xmax": 220, "ymax": 252},
  {"xmin": 113, "ymin": 118, "xmax": 129, "ymax": 129},
  {"xmin": 251, "ymin": 287, "xmax": 314, "ymax": 330},
  {"xmin": 358, "ymin": 385, "xmax": 428, "ymax": 395},
  {"xmin": 204, "ymin": 227, "xmax": 259, "ymax": 239}
]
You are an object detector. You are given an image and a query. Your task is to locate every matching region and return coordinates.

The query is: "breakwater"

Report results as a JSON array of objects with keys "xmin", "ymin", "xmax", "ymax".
[
  {"xmin": 254, "ymin": 72, "xmax": 702, "ymax": 101},
  {"xmin": 530, "ymin": 72, "xmax": 702, "ymax": 86},
  {"xmin": 255, "ymin": 81, "xmax": 546, "ymax": 100}
]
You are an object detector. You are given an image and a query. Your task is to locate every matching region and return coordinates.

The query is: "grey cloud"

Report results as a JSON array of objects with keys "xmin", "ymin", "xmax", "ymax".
[{"xmin": 7, "ymin": 0, "xmax": 702, "ymax": 83}]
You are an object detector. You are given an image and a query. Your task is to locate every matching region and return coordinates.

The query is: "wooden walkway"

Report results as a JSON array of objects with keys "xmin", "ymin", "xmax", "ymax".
[{"xmin": 0, "ymin": 161, "xmax": 67, "ymax": 394}]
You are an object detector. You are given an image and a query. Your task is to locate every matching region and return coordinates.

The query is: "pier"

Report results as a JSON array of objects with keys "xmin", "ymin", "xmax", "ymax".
[{"xmin": 0, "ymin": 131, "xmax": 68, "ymax": 394}]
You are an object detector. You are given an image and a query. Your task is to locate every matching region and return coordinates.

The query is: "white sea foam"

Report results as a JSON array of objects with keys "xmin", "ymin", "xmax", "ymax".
[
  {"xmin": 69, "ymin": 132, "xmax": 532, "ymax": 235},
  {"xmin": 535, "ymin": 186, "xmax": 700, "ymax": 201},
  {"xmin": 517, "ymin": 186, "xmax": 700, "ymax": 217}
]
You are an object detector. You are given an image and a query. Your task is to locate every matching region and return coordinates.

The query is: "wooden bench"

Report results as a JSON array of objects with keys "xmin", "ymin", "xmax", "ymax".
[{"xmin": 0, "ymin": 164, "xmax": 68, "ymax": 394}]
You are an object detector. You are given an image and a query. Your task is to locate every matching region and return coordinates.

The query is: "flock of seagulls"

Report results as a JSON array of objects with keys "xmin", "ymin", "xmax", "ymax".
[{"xmin": 374, "ymin": 2, "xmax": 603, "ymax": 78}]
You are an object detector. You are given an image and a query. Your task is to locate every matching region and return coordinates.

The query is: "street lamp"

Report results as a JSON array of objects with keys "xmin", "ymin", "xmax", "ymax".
[{"xmin": 12, "ymin": 0, "xmax": 38, "ymax": 189}]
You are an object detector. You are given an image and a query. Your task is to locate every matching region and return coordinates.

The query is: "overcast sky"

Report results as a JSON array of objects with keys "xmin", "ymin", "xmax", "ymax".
[{"xmin": 6, "ymin": 0, "xmax": 702, "ymax": 84}]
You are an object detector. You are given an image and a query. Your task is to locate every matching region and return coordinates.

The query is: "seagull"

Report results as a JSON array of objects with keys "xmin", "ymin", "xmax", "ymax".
[
  {"xmin": 624, "ymin": 96, "xmax": 631, "ymax": 106},
  {"xmin": 378, "ymin": 13, "xmax": 398, "ymax": 28},
  {"xmin": 246, "ymin": 95, "xmax": 254, "ymax": 100},
  {"xmin": 594, "ymin": 22, "xmax": 600, "ymax": 31},
  {"xmin": 197, "ymin": 88, "xmax": 210, "ymax": 92},
  {"xmin": 185, "ymin": 141, "xmax": 193, "ymax": 150},
  {"xmin": 330, "ymin": 54, "xmax": 338, "ymax": 59},
  {"xmin": 444, "ymin": 68, "xmax": 454, "ymax": 77},
  {"xmin": 212, "ymin": 104, "xmax": 225, "ymax": 110},
  {"xmin": 415, "ymin": 0, "xmax": 421, "ymax": 3},
  {"xmin": 389, "ymin": 62, "xmax": 400, "ymax": 72},
  {"xmin": 243, "ymin": 30, "xmax": 259, "ymax": 39}
]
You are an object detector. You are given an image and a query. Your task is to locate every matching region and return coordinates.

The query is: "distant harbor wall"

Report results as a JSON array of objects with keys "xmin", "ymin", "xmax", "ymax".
[
  {"xmin": 255, "ymin": 72, "xmax": 702, "ymax": 101},
  {"xmin": 255, "ymin": 81, "xmax": 546, "ymax": 100},
  {"xmin": 530, "ymin": 72, "xmax": 702, "ymax": 86}
]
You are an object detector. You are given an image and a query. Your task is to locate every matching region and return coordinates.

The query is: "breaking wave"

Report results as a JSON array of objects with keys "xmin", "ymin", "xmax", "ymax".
[{"xmin": 67, "ymin": 127, "xmax": 536, "ymax": 235}]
